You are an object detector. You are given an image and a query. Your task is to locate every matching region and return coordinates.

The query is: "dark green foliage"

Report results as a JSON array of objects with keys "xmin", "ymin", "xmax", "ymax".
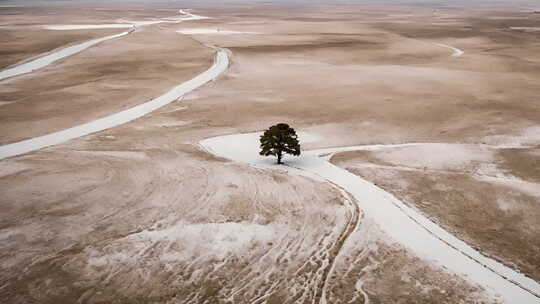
[{"xmin": 259, "ymin": 123, "xmax": 301, "ymax": 164}]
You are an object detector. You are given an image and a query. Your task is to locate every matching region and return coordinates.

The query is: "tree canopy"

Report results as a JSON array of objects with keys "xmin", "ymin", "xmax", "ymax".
[{"xmin": 259, "ymin": 123, "xmax": 301, "ymax": 164}]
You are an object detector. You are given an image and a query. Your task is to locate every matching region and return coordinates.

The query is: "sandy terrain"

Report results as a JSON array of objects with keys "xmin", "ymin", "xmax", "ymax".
[{"xmin": 1, "ymin": 1, "xmax": 540, "ymax": 303}]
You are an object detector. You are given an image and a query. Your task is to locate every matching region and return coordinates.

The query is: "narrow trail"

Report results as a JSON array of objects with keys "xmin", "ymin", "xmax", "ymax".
[
  {"xmin": 0, "ymin": 9, "xmax": 207, "ymax": 82},
  {"xmin": 200, "ymin": 133, "xmax": 540, "ymax": 304},
  {"xmin": 0, "ymin": 48, "xmax": 229, "ymax": 160},
  {"xmin": 0, "ymin": 29, "xmax": 133, "ymax": 82}
]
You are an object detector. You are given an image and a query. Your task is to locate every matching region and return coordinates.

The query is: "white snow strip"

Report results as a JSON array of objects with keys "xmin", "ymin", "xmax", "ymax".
[
  {"xmin": 178, "ymin": 9, "xmax": 210, "ymax": 21},
  {"xmin": 0, "ymin": 49, "xmax": 229, "ymax": 160},
  {"xmin": 46, "ymin": 24, "xmax": 134, "ymax": 30},
  {"xmin": 510, "ymin": 27, "xmax": 540, "ymax": 32},
  {"xmin": 200, "ymin": 132, "xmax": 540, "ymax": 304},
  {"xmin": 0, "ymin": 30, "xmax": 132, "ymax": 81},
  {"xmin": 177, "ymin": 28, "xmax": 259, "ymax": 35},
  {"xmin": 46, "ymin": 9, "xmax": 209, "ymax": 31},
  {"xmin": 434, "ymin": 43, "xmax": 464, "ymax": 57}
]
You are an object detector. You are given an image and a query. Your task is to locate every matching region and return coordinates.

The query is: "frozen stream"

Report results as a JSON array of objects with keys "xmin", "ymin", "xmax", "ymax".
[{"xmin": 200, "ymin": 132, "xmax": 540, "ymax": 304}]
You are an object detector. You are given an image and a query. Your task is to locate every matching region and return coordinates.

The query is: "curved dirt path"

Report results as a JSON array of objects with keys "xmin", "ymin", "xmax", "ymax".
[
  {"xmin": 0, "ymin": 29, "xmax": 133, "ymax": 81},
  {"xmin": 0, "ymin": 48, "xmax": 229, "ymax": 160},
  {"xmin": 200, "ymin": 133, "xmax": 540, "ymax": 304}
]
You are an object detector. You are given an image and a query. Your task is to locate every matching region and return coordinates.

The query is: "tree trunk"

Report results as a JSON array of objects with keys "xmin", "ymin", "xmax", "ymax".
[{"xmin": 277, "ymin": 151, "xmax": 282, "ymax": 164}]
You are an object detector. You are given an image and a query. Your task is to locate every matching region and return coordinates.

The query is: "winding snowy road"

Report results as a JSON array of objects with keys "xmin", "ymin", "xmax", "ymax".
[
  {"xmin": 0, "ymin": 30, "xmax": 132, "ymax": 81},
  {"xmin": 0, "ymin": 48, "xmax": 229, "ymax": 160},
  {"xmin": 0, "ymin": 9, "xmax": 222, "ymax": 159},
  {"xmin": 0, "ymin": 9, "xmax": 208, "ymax": 82},
  {"xmin": 46, "ymin": 9, "xmax": 208, "ymax": 30},
  {"xmin": 200, "ymin": 133, "xmax": 540, "ymax": 304}
]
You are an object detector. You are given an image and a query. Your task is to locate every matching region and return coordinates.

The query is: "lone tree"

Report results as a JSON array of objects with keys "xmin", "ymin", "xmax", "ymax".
[{"xmin": 259, "ymin": 123, "xmax": 301, "ymax": 164}]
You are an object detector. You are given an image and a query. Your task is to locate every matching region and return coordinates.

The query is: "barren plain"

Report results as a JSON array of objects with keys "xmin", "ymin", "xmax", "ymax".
[{"xmin": 1, "ymin": 1, "xmax": 539, "ymax": 303}]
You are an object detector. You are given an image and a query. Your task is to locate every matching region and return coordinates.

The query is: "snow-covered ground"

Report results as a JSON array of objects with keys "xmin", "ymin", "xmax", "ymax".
[
  {"xmin": 434, "ymin": 43, "xmax": 465, "ymax": 57},
  {"xmin": 510, "ymin": 27, "xmax": 540, "ymax": 31},
  {"xmin": 46, "ymin": 24, "xmax": 134, "ymax": 30},
  {"xmin": 0, "ymin": 49, "xmax": 229, "ymax": 160},
  {"xmin": 200, "ymin": 132, "xmax": 540, "ymax": 304},
  {"xmin": 0, "ymin": 30, "xmax": 132, "ymax": 81},
  {"xmin": 177, "ymin": 28, "xmax": 259, "ymax": 35},
  {"xmin": 45, "ymin": 9, "xmax": 209, "ymax": 30}
]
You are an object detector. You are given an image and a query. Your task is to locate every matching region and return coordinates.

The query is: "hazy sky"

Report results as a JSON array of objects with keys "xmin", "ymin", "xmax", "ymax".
[{"xmin": 1, "ymin": 0, "xmax": 538, "ymax": 10}]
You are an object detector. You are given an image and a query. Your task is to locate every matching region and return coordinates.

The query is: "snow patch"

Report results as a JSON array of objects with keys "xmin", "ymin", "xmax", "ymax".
[
  {"xmin": 177, "ymin": 28, "xmax": 259, "ymax": 35},
  {"xmin": 46, "ymin": 9, "xmax": 209, "ymax": 31},
  {"xmin": 154, "ymin": 120, "xmax": 192, "ymax": 128},
  {"xmin": 510, "ymin": 27, "xmax": 540, "ymax": 32},
  {"xmin": 373, "ymin": 144, "xmax": 494, "ymax": 171},
  {"xmin": 481, "ymin": 126, "xmax": 540, "ymax": 147},
  {"xmin": 434, "ymin": 43, "xmax": 464, "ymax": 57},
  {"xmin": 46, "ymin": 24, "xmax": 134, "ymax": 30},
  {"xmin": 200, "ymin": 131, "xmax": 321, "ymax": 167},
  {"xmin": 0, "ymin": 30, "xmax": 131, "ymax": 81},
  {"xmin": 475, "ymin": 175, "xmax": 540, "ymax": 198},
  {"xmin": 86, "ymin": 221, "xmax": 284, "ymax": 267},
  {"xmin": 0, "ymin": 161, "xmax": 30, "ymax": 177},
  {"xmin": 76, "ymin": 150, "xmax": 147, "ymax": 160},
  {"xmin": 139, "ymin": 222, "xmax": 280, "ymax": 260}
]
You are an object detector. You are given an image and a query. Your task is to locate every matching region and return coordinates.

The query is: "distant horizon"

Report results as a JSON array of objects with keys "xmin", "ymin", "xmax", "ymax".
[{"xmin": 1, "ymin": 0, "xmax": 539, "ymax": 7}]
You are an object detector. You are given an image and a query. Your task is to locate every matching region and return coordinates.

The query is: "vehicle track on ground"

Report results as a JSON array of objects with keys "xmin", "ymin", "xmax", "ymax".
[
  {"xmin": 318, "ymin": 187, "xmax": 361, "ymax": 304},
  {"xmin": 200, "ymin": 134, "xmax": 540, "ymax": 304}
]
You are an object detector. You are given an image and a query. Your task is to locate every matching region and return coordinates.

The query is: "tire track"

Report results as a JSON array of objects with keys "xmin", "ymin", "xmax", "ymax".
[
  {"xmin": 318, "ymin": 187, "xmax": 361, "ymax": 304},
  {"xmin": 200, "ymin": 133, "xmax": 540, "ymax": 303}
]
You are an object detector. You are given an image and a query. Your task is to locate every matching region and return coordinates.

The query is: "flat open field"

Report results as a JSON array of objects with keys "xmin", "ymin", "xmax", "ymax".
[
  {"xmin": 0, "ymin": 26, "xmax": 213, "ymax": 144},
  {"xmin": 1, "ymin": 1, "xmax": 539, "ymax": 303}
]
